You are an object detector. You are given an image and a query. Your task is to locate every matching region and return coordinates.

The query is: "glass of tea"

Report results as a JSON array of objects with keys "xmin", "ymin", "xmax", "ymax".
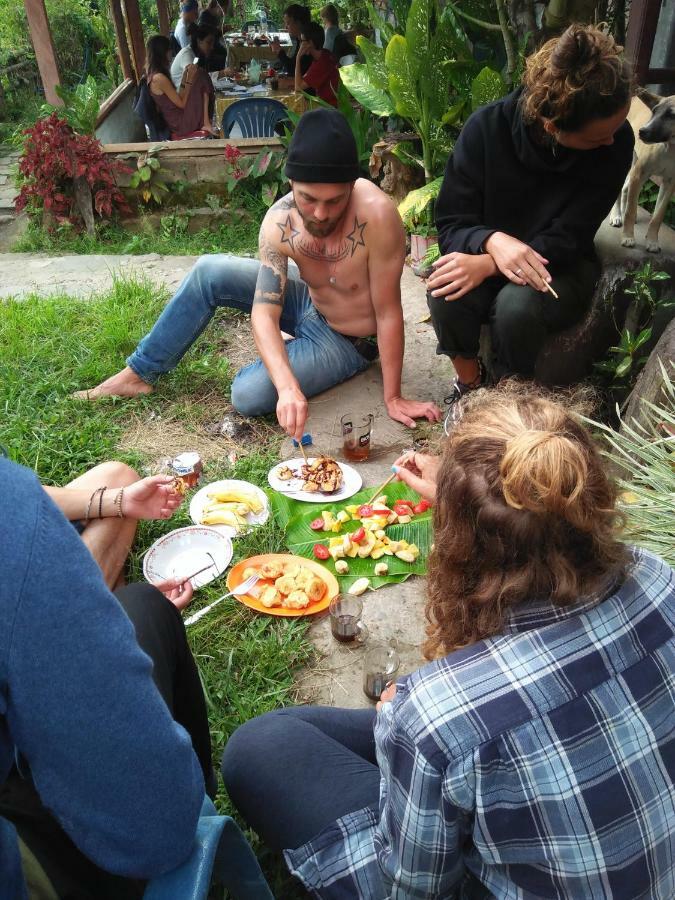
[
  {"xmin": 341, "ymin": 413, "xmax": 374, "ymax": 462},
  {"xmin": 362, "ymin": 644, "xmax": 400, "ymax": 702},
  {"xmin": 329, "ymin": 595, "xmax": 368, "ymax": 644}
]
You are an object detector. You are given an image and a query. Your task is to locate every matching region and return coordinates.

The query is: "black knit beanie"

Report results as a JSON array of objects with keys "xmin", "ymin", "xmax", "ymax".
[{"xmin": 284, "ymin": 108, "xmax": 359, "ymax": 183}]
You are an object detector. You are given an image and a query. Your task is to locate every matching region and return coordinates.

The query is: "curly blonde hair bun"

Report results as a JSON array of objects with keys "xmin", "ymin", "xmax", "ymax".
[
  {"xmin": 521, "ymin": 24, "xmax": 633, "ymax": 133},
  {"xmin": 424, "ymin": 383, "xmax": 627, "ymax": 660}
]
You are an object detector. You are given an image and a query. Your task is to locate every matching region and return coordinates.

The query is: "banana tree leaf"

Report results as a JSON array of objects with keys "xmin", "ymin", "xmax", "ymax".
[
  {"xmin": 281, "ymin": 482, "xmax": 433, "ymax": 593},
  {"xmin": 398, "ymin": 176, "xmax": 443, "ymax": 228},
  {"xmin": 385, "ymin": 35, "xmax": 421, "ymax": 120},
  {"xmin": 340, "ymin": 64, "xmax": 396, "ymax": 117},
  {"xmin": 356, "ymin": 35, "xmax": 389, "ymax": 91},
  {"xmin": 471, "ymin": 66, "xmax": 506, "ymax": 111},
  {"xmin": 405, "ymin": 0, "xmax": 433, "ymax": 82}
]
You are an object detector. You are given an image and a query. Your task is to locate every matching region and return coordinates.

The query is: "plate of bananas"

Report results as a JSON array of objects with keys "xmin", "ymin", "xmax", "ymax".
[{"xmin": 189, "ymin": 479, "xmax": 270, "ymax": 538}]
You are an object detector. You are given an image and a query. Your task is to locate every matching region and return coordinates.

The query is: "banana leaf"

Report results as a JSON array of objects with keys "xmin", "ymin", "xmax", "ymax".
[
  {"xmin": 339, "ymin": 64, "xmax": 396, "ymax": 117},
  {"xmin": 385, "ymin": 35, "xmax": 421, "ymax": 120},
  {"xmin": 269, "ymin": 483, "xmax": 433, "ymax": 593},
  {"xmin": 356, "ymin": 35, "xmax": 389, "ymax": 91}
]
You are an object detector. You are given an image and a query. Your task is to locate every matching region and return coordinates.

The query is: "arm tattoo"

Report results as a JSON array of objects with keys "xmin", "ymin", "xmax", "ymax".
[
  {"xmin": 271, "ymin": 192, "xmax": 296, "ymax": 213},
  {"xmin": 253, "ymin": 264, "xmax": 283, "ymax": 305}
]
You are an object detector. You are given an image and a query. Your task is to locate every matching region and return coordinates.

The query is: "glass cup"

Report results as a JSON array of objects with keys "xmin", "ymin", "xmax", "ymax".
[
  {"xmin": 362, "ymin": 644, "xmax": 400, "ymax": 701},
  {"xmin": 329, "ymin": 595, "xmax": 368, "ymax": 644},
  {"xmin": 341, "ymin": 413, "xmax": 374, "ymax": 463}
]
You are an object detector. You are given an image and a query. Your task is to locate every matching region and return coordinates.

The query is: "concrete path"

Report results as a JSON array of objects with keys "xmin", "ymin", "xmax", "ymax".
[
  {"xmin": 0, "ymin": 252, "xmax": 199, "ymax": 300},
  {"xmin": 0, "ymin": 248, "xmax": 450, "ymax": 708}
]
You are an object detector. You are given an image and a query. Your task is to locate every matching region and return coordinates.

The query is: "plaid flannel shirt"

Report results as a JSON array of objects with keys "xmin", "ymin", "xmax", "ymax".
[{"xmin": 286, "ymin": 548, "xmax": 675, "ymax": 898}]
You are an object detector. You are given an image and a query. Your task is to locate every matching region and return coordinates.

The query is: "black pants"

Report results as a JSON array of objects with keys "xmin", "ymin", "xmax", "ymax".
[
  {"xmin": 221, "ymin": 706, "xmax": 380, "ymax": 852},
  {"xmin": 427, "ymin": 258, "xmax": 600, "ymax": 380},
  {"xmin": 0, "ymin": 584, "xmax": 213, "ymax": 900}
]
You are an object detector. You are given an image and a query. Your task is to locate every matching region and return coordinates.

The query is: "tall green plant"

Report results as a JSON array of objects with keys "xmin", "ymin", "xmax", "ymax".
[
  {"xmin": 588, "ymin": 362, "xmax": 675, "ymax": 567},
  {"xmin": 341, "ymin": 0, "xmax": 506, "ymax": 230}
]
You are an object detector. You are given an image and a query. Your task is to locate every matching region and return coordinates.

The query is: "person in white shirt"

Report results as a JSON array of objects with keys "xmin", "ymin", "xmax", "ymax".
[
  {"xmin": 171, "ymin": 22, "xmax": 216, "ymax": 88},
  {"xmin": 174, "ymin": 0, "xmax": 200, "ymax": 49}
]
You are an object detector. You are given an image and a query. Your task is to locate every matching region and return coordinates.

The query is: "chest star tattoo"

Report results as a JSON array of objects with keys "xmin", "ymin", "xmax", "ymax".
[
  {"xmin": 277, "ymin": 214, "xmax": 300, "ymax": 252},
  {"xmin": 346, "ymin": 216, "xmax": 367, "ymax": 256}
]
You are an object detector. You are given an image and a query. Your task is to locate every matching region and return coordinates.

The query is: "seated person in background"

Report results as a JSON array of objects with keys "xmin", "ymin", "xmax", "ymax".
[
  {"xmin": 332, "ymin": 30, "xmax": 358, "ymax": 66},
  {"xmin": 74, "ymin": 109, "xmax": 440, "ymax": 439},
  {"xmin": 43, "ymin": 459, "xmax": 183, "ymax": 590},
  {"xmin": 427, "ymin": 24, "xmax": 633, "ymax": 431},
  {"xmin": 146, "ymin": 34, "xmax": 216, "ymax": 139},
  {"xmin": 197, "ymin": 0, "xmax": 229, "ymax": 71},
  {"xmin": 171, "ymin": 22, "xmax": 217, "ymax": 87},
  {"xmin": 222, "ymin": 383, "xmax": 675, "ymax": 899},
  {"xmin": 174, "ymin": 0, "xmax": 199, "ymax": 49},
  {"xmin": 270, "ymin": 3, "xmax": 312, "ymax": 79},
  {"xmin": 319, "ymin": 3, "xmax": 342, "ymax": 52},
  {"xmin": 0, "ymin": 457, "xmax": 213, "ymax": 900},
  {"xmin": 295, "ymin": 22, "xmax": 338, "ymax": 107}
]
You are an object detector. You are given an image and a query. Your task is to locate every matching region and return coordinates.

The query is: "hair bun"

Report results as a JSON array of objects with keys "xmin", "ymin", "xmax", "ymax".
[
  {"xmin": 500, "ymin": 429, "xmax": 590, "ymax": 525},
  {"xmin": 550, "ymin": 24, "xmax": 604, "ymax": 79}
]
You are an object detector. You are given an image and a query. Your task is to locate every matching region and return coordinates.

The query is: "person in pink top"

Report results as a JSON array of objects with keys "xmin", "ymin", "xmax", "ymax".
[
  {"xmin": 146, "ymin": 34, "xmax": 216, "ymax": 139},
  {"xmin": 295, "ymin": 22, "xmax": 339, "ymax": 107}
]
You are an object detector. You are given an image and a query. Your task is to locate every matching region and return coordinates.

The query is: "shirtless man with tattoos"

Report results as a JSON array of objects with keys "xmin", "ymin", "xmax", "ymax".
[{"xmin": 75, "ymin": 109, "xmax": 440, "ymax": 439}]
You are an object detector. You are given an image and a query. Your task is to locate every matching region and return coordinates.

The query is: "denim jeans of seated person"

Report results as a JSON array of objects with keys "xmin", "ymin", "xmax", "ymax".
[{"xmin": 126, "ymin": 255, "xmax": 373, "ymax": 416}]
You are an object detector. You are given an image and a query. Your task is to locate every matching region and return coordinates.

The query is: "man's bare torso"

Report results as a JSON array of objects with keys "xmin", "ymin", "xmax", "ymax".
[{"xmin": 263, "ymin": 179, "xmax": 402, "ymax": 337}]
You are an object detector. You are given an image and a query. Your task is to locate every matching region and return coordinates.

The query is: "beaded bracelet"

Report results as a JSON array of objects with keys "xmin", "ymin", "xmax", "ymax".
[
  {"xmin": 84, "ymin": 486, "xmax": 105, "ymax": 525},
  {"xmin": 97, "ymin": 486, "xmax": 107, "ymax": 520},
  {"xmin": 114, "ymin": 486, "xmax": 125, "ymax": 518}
]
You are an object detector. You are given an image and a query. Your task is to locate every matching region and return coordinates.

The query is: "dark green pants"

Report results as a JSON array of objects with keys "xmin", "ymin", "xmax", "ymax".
[{"xmin": 427, "ymin": 257, "xmax": 600, "ymax": 380}]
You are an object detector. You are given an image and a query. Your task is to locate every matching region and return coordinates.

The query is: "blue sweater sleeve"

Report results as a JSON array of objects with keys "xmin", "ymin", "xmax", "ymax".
[{"xmin": 5, "ymin": 478, "xmax": 204, "ymax": 879}]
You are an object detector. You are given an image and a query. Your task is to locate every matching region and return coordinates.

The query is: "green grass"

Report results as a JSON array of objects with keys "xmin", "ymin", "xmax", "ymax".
[
  {"xmin": 1, "ymin": 276, "xmax": 314, "ymax": 896},
  {"xmin": 13, "ymin": 205, "xmax": 261, "ymax": 257}
]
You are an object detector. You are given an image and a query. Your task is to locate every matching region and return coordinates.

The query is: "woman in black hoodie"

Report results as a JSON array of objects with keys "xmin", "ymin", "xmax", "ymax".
[{"xmin": 428, "ymin": 24, "xmax": 633, "ymax": 430}]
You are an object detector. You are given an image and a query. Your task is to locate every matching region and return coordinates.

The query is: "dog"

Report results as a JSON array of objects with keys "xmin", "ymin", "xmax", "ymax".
[{"xmin": 610, "ymin": 91, "xmax": 675, "ymax": 253}]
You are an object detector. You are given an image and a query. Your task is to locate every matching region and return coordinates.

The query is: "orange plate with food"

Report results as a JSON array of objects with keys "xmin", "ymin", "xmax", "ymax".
[{"xmin": 227, "ymin": 553, "xmax": 339, "ymax": 617}]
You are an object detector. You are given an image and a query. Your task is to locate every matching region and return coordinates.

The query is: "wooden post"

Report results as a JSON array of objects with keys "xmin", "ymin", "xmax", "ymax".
[
  {"xmin": 123, "ymin": 0, "xmax": 147, "ymax": 80},
  {"xmin": 110, "ymin": 0, "xmax": 134, "ymax": 82},
  {"xmin": 156, "ymin": 0, "xmax": 171, "ymax": 36},
  {"xmin": 23, "ymin": 0, "xmax": 62, "ymax": 106},
  {"xmin": 624, "ymin": 0, "xmax": 662, "ymax": 85}
]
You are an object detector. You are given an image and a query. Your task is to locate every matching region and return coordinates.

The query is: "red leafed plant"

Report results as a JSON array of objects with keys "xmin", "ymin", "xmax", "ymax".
[{"xmin": 15, "ymin": 113, "xmax": 131, "ymax": 229}]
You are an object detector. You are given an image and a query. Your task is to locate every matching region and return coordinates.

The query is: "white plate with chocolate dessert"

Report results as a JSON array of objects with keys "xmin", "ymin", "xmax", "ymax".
[{"xmin": 268, "ymin": 456, "xmax": 362, "ymax": 503}]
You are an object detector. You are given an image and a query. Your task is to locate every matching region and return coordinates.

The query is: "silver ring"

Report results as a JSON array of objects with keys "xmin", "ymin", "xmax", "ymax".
[{"xmin": 515, "ymin": 268, "xmax": 523, "ymax": 276}]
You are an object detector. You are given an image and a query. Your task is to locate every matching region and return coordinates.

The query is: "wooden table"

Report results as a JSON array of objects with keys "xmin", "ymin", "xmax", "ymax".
[
  {"xmin": 215, "ymin": 89, "xmax": 307, "ymax": 125},
  {"xmin": 226, "ymin": 43, "xmax": 280, "ymax": 69}
]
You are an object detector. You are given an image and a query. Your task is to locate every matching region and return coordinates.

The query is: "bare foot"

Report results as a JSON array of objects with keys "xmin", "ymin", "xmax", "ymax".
[{"xmin": 72, "ymin": 367, "xmax": 154, "ymax": 400}]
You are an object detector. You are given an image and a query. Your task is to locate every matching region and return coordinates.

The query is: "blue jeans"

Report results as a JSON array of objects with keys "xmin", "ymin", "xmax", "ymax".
[
  {"xmin": 221, "ymin": 706, "xmax": 380, "ymax": 851},
  {"xmin": 127, "ymin": 255, "xmax": 372, "ymax": 416}
]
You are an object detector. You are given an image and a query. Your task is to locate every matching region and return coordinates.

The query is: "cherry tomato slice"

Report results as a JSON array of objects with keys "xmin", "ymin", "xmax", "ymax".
[
  {"xmin": 357, "ymin": 504, "xmax": 374, "ymax": 517},
  {"xmin": 395, "ymin": 499, "xmax": 414, "ymax": 510},
  {"xmin": 310, "ymin": 517, "xmax": 325, "ymax": 531},
  {"xmin": 394, "ymin": 502, "xmax": 413, "ymax": 516},
  {"xmin": 351, "ymin": 526, "xmax": 366, "ymax": 544},
  {"xmin": 413, "ymin": 500, "xmax": 432, "ymax": 515},
  {"xmin": 313, "ymin": 543, "xmax": 330, "ymax": 560}
]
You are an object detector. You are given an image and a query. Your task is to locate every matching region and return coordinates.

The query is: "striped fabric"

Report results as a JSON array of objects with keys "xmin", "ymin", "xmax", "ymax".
[{"xmin": 286, "ymin": 548, "xmax": 675, "ymax": 898}]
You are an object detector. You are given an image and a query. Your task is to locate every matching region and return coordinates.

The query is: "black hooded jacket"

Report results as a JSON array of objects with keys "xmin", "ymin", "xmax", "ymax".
[{"xmin": 435, "ymin": 88, "xmax": 634, "ymax": 267}]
